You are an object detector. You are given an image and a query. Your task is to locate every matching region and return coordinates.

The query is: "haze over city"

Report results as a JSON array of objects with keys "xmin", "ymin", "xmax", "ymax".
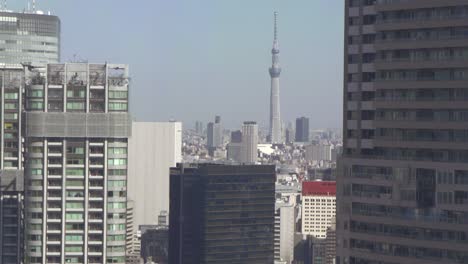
[{"xmin": 9, "ymin": 0, "xmax": 344, "ymax": 129}]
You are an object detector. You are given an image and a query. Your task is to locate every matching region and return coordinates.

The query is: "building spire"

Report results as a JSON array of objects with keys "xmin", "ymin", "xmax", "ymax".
[
  {"xmin": 274, "ymin": 11, "xmax": 278, "ymax": 42},
  {"xmin": 272, "ymin": 12, "xmax": 279, "ymax": 52}
]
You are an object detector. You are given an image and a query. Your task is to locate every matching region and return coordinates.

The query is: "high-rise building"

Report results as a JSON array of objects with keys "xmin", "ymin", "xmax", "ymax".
[
  {"xmin": 302, "ymin": 181, "xmax": 336, "ymax": 239},
  {"xmin": 338, "ymin": 1, "xmax": 468, "ymax": 263},
  {"xmin": 0, "ymin": 10, "xmax": 60, "ymax": 67},
  {"xmin": 128, "ymin": 122, "xmax": 182, "ymax": 227},
  {"xmin": 227, "ymin": 130, "xmax": 242, "ymax": 162},
  {"xmin": 305, "ymin": 144, "xmax": 332, "ymax": 163},
  {"xmin": 23, "ymin": 63, "xmax": 131, "ymax": 264},
  {"xmin": 195, "ymin": 121, "xmax": 204, "ymax": 135},
  {"xmin": 126, "ymin": 200, "xmax": 141, "ymax": 264},
  {"xmin": 325, "ymin": 218, "xmax": 336, "ymax": 264},
  {"xmin": 295, "ymin": 117, "xmax": 309, "ymax": 143},
  {"xmin": 240, "ymin": 121, "xmax": 258, "ymax": 164},
  {"xmin": 0, "ymin": 171, "xmax": 23, "ymax": 264},
  {"xmin": 169, "ymin": 163, "xmax": 276, "ymax": 264},
  {"xmin": 0, "ymin": 9, "xmax": 61, "ymax": 264},
  {"xmin": 269, "ymin": 12, "xmax": 282, "ymax": 143},
  {"xmin": 0, "ymin": 68, "xmax": 25, "ymax": 264},
  {"xmin": 274, "ymin": 203, "xmax": 296, "ymax": 264},
  {"xmin": 206, "ymin": 116, "xmax": 222, "ymax": 155}
]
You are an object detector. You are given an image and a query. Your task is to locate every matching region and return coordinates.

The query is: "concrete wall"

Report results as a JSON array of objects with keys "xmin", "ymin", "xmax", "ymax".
[{"xmin": 128, "ymin": 122, "xmax": 182, "ymax": 227}]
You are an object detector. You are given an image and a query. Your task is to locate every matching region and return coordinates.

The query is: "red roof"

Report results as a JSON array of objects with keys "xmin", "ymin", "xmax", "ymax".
[{"xmin": 302, "ymin": 181, "xmax": 336, "ymax": 196}]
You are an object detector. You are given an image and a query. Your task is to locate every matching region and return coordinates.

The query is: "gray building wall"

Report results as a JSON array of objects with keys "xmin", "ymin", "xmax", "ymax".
[
  {"xmin": 128, "ymin": 122, "xmax": 182, "ymax": 228},
  {"xmin": 241, "ymin": 121, "xmax": 258, "ymax": 164},
  {"xmin": 338, "ymin": 1, "xmax": 468, "ymax": 264}
]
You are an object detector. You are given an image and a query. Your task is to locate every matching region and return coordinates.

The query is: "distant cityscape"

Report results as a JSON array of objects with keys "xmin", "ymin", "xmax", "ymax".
[{"xmin": 0, "ymin": 1, "xmax": 467, "ymax": 264}]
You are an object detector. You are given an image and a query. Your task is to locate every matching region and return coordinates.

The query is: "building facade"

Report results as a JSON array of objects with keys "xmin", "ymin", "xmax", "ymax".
[
  {"xmin": 169, "ymin": 163, "xmax": 276, "ymax": 264},
  {"xmin": 206, "ymin": 116, "xmax": 222, "ymax": 153},
  {"xmin": 0, "ymin": 11, "xmax": 60, "ymax": 67},
  {"xmin": 140, "ymin": 226, "xmax": 169, "ymax": 264},
  {"xmin": 305, "ymin": 144, "xmax": 332, "ymax": 163},
  {"xmin": 0, "ymin": 10, "xmax": 60, "ymax": 263},
  {"xmin": 338, "ymin": 1, "xmax": 468, "ymax": 263},
  {"xmin": 227, "ymin": 130, "xmax": 242, "ymax": 162},
  {"xmin": 128, "ymin": 122, "xmax": 182, "ymax": 227},
  {"xmin": 295, "ymin": 117, "xmax": 309, "ymax": 143},
  {"xmin": 241, "ymin": 121, "xmax": 258, "ymax": 164},
  {"xmin": 302, "ymin": 181, "xmax": 336, "ymax": 239},
  {"xmin": 23, "ymin": 63, "xmax": 131, "ymax": 264},
  {"xmin": 0, "ymin": 170, "xmax": 23, "ymax": 264},
  {"xmin": 274, "ymin": 203, "xmax": 296, "ymax": 264}
]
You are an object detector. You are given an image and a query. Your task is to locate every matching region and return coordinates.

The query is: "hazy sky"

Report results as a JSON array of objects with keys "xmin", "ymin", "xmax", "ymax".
[{"xmin": 11, "ymin": 0, "xmax": 344, "ymax": 130}]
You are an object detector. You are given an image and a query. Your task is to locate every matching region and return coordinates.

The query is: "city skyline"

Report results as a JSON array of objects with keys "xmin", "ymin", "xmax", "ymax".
[{"xmin": 7, "ymin": 0, "xmax": 344, "ymax": 129}]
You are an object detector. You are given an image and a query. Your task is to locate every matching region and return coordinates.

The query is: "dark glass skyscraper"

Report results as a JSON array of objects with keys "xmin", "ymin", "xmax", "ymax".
[
  {"xmin": 169, "ymin": 163, "xmax": 276, "ymax": 264},
  {"xmin": 295, "ymin": 117, "xmax": 309, "ymax": 142},
  {"xmin": 338, "ymin": 1, "xmax": 468, "ymax": 263}
]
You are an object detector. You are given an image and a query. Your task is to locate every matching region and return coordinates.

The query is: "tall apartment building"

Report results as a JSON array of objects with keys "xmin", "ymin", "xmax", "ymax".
[
  {"xmin": 0, "ymin": 10, "xmax": 60, "ymax": 67},
  {"xmin": 338, "ymin": 1, "xmax": 468, "ymax": 263},
  {"xmin": 169, "ymin": 163, "xmax": 276, "ymax": 264},
  {"xmin": 23, "ymin": 63, "xmax": 131, "ymax": 264},
  {"xmin": 295, "ymin": 117, "xmax": 309, "ymax": 143},
  {"xmin": 241, "ymin": 121, "xmax": 258, "ymax": 164},
  {"xmin": 302, "ymin": 181, "xmax": 336, "ymax": 239}
]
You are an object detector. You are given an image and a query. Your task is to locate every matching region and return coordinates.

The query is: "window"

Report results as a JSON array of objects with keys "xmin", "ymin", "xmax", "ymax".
[
  {"xmin": 108, "ymin": 202, "xmax": 125, "ymax": 209},
  {"xmin": 108, "ymin": 158, "xmax": 126, "ymax": 166},
  {"xmin": 4, "ymin": 103, "xmax": 17, "ymax": 109},
  {"xmin": 108, "ymin": 102, "xmax": 127, "ymax": 111},
  {"xmin": 66, "ymin": 102, "xmax": 84, "ymax": 110},
  {"xmin": 66, "ymin": 168, "xmax": 84, "ymax": 176},
  {"xmin": 67, "ymin": 146, "xmax": 84, "ymax": 155},
  {"xmin": 107, "ymin": 224, "xmax": 125, "ymax": 231},
  {"xmin": 66, "ymin": 213, "xmax": 83, "ymax": 220},
  {"xmin": 65, "ymin": 235, "xmax": 83, "ymax": 241},
  {"xmin": 66, "ymin": 202, "xmax": 83, "ymax": 209},
  {"xmin": 108, "ymin": 147, "xmax": 127, "ymax": 154},
  {"xmin": 4, "ymin": 92, "xmax": 18, "ymax": 99},
  {"xmin": 108, "ymin": 90, "xmax": 128, "ymax": 99},
  {"xmin": 108, "ymin": 180, "xmax": 126, "ymax": 187}
]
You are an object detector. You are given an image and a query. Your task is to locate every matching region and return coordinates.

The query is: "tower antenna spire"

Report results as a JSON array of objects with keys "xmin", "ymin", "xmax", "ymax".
[
  {"xmin": 33, "ymin": 0, "xmax": 36, "ymax": 12},
  {"xmin": 274, "ymin": 11, "xmax": 278, "ymax": 42}
]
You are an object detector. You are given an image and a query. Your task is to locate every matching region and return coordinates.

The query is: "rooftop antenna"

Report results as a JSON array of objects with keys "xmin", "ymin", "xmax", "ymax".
[
  {"xmin": 274, "ymin": 11, "xmax": 278, "ymax": 42},
  {"xmin": 33, "ymin": 0, "xmax": 36, "ymax": 12}
]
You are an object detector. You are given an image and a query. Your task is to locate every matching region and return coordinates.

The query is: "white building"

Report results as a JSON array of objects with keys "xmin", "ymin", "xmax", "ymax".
[
  {"xmin": 274, "ymin": 202, "xmax": 297, "ymax": 264},
  {"xmin": 128, "ymin": 122, "xmax": 182, "ymax": 227},
  {"xmin": 305, "ymin": 144, "xmax": 332, "ymax": 162},
  {"xmin": 240, "ymin": 121, "xmax": 258, "ymax": 164},
  {"xmin": 301, "ymin": 181, "xmax": 336, "ymax": 238}
]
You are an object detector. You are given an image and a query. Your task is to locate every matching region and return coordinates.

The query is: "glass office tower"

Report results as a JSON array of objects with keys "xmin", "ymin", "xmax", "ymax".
[
  {"xmin": 0, "ymin": 11, "xmax": 60, "ymax": 67},
  {"xmin": 338, "ymin": 1, "xmax": 468, "ymax": 264},
  {"xmin": 23, "ymin": 63, "xmax": 131, "ymax": 264},
  {"xmin": 169, "ymin": 163, "xmax": 276, "ymax": 264}
]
